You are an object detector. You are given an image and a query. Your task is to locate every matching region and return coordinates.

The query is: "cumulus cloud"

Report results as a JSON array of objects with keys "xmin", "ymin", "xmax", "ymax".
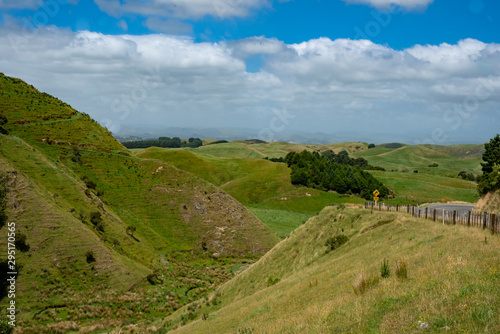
[
  {"xmin": 94, "ymin": 0, "xmax": 270, "ymax": 19},
  {"xmin": 0, "ymin": 25, "xmax": 499, "ymax": 143},
  {"xmin": 343, "ymin": 0, "xmax": 433, "ymax": 10}
]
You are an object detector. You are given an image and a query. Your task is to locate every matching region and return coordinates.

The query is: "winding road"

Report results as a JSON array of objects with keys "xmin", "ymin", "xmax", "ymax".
[{"xmin": 419, "ymin": 203, "xmax": 475, "ymax": 218}]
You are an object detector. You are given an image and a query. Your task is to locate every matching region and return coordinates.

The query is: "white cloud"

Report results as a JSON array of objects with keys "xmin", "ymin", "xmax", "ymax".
[
  {"xmin": 144, "ymin": 17, "xmax": 192, "ymax": 35},
  {"xmin": 343, "ymin": 0, "xmax": 433, "ymax": 10},
  {"xmin": 94, "ymin": 0, "xmax": 270, "ymax": 19},
  {"xmin": 0, "ymin": 25, "xmax": 499, "ymax": 143}
]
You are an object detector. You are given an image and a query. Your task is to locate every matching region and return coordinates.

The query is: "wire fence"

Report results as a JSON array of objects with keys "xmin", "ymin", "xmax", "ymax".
[{"xmin": 364, "ymin": 202, "xmax": 499, "ymax": 235}]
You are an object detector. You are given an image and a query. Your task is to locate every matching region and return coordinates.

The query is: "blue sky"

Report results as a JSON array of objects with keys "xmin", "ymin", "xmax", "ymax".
[{"xmin": 0, "ymin": 0, "xmax": 499, "ymax": 143}]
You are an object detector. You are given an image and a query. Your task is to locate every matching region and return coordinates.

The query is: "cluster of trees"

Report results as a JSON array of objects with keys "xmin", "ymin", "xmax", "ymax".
[
  {"xmin": 285, "ymin": 150, "xmax": 390, "ymax": 199},
  {"xmin": 123, "ymin": 137, "xmax": 203, "ymax": 149},
  {"xmin": 322, "ymin": 150, "xmax": 370, "ymax": 168},
  {"xmin": 458, "ymin": 171, "xmax": 479, "ymax": 182},
  {"xmin": 478, "ymin": 134, "xmax": 500, "ymax": 195}
]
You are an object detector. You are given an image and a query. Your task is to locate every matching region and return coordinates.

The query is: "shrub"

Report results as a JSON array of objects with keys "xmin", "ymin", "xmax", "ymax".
[
  {"xmin": 266, "ymin": 275, "xmax": 280, "ymax": 287},
  {"xmin": 0, "ymin": 318, "xmax": 13, "ymax": 334},
  {"xmin": 81, "ymin": 176, "xmax": 97, "ymax": 189},
  {"xmin": 85, "ymin": 250, "xmax": 95, "ymax": 263},
  {"xmin": 126, "ymin": 225, "xmax": 136, "ymax": 236},
  {"xmin": 147, "ymin": 272, "xmax": 163, "ymax": 285},
  {"xmin": 95, "ymin": 222, "xmax": 105, "ymax": 232},
  {"xmin": 428, "ymin": 163, "xmax": 439, "ymax": 167},
  {"xmin": 352, "ymin": 273, "xmax": 379, "ymax": 295},
  {"xmin": 325, "ymin": 234, "xmax": 349, "ymax": 252},
  {"xmin": 381, "ymin": 258, "xmax": 391, "ymax": 278},
  {"xmin": 90, "ymin": 211, "xmax": 102, "ymax": 225},
  {"xmin": 15, "ymin": 233, "xmax": 30, "ymax": 252},
  {"xmin": 395, "ymin": 259, "xmax": 408, "ymax": 280}
]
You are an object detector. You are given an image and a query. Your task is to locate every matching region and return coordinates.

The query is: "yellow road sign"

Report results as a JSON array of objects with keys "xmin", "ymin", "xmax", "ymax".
[
  {"xmin": 373, "ymin": 196, "xmax": 379, "ymax": 201},
  {"xmin": 373, "ymin": 190, "xmax": 380, "ymax": 196}
]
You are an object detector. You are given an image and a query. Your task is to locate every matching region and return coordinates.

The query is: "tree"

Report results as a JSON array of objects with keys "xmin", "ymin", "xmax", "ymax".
[
  {"xmin": 368, "ymin": 143, "xmax": 376, "ymax": 149},
  {"xmin": 478, "ymin": 164, "xmax": 500, "ymax": 195},
  {"xmin": 481, "ymin": 134, "xmax": 500, "ymax": 174}
]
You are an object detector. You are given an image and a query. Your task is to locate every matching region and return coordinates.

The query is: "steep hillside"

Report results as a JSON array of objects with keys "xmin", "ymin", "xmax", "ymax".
[
  {"xmin": 0, "ymin": 74, "xmax": 279, "ymax": 332},
  {"xmin": 0, "ymin": 73, "xmax": 124, "ymax": 153},
  {"xmin": 475, "ymin": 190, "xmax": 500, "ymax": 214},
  {"xmin": 164, "ymin": 206, "xmax": 500, "ymax": 333}
]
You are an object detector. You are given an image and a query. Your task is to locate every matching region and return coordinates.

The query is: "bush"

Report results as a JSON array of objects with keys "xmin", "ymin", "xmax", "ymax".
[
  {"xmin": 0, "ymin": 318, "xmax": 13, "ymax": 334},
  {"xmin": 81, "ymin": 176, "xmax": 97, "ymax": 190},
  {"xmin": 266, "ymin": 275, "xmax": 280, "ymax": 287},
  {"xmin": 126, "ymin": 225, "xmax": 136, "ymax": 236},
  {"xmin": 95, "ymin": 222, "xmax": 105, "ymax": 232},
  {"xmin": 325, "ymin": 234, "xmax": 349, "ymax": 252},
  {"xmin": 368, "ymin": 143, "xmax": 376, "ymax": 149},
  {"xmin": 85, "ymin": 250, "xmax": 95, "ymax": 263},
  {"xmin": 15, "ymin": 233, "xmax": 30, "ymax": 252},
  {"xmin": 381, "ymin": 258, "xmax": 391, "ymax": 278},
  {"xmin": 352, "ymin": 273, "xmax": 379, "ymax": 295},
  {"xmin": 395, "ymin": 259, "xmax": 408, "ymax": 280},
  {"xmin": 147, "ymin": 272, "xmax": 163, "ymax": 285},
  {"xmin": 428, "ymin": 163, "xmax": 439, "ymax": 167},
  {"xmin": 90, "ymin": 211, "xmax": 102, "ymax": 225}
]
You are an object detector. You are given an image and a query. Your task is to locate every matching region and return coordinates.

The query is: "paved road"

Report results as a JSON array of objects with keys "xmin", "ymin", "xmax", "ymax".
[{"xmin": 419, "ymin": 203, "xmax": 474, "ymax": 218}]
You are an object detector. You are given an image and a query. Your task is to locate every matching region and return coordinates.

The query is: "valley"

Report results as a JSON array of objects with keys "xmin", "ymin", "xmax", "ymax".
[{"xmin": 0, "ymin": 73, "xmax": 498, "ymax": 333}]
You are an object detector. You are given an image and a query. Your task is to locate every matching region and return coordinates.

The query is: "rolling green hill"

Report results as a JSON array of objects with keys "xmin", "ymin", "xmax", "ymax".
[
  {"xmin": 352, "ymin": 145, "xmax": 482, "ymax": 203},
  {"xmin": 0, "ymin": 73, "xmax": 279, "ymax": 332},
  {"xmin": 135, "ymin": 148, "xmax": 365, "ymax": 238},
  {"xmin": 163, "ymin": 206, "xmax": 500, "ymax": 333}
]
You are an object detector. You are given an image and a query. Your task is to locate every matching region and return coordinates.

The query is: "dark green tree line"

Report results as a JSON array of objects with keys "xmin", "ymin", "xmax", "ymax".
[
  {"xmin": 285, "ymin": 150, "xmax": 390, "ymax": 200},
  {"xmin": 123, "ymin": 137, "xmax": 203, "ymax": 149}
]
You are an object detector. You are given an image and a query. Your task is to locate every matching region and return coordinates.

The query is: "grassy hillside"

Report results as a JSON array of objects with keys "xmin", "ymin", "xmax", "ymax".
[
  {"xmin": 370, "ymin": 171, "xmax": 479, "ymax": 203},
  {"xmin": 0, "ymin": 74, "xmax": 280, "ymax": 332},
  {"xmin": 136, "ymin": 148, "xmax": 365, "ymax": 237},
  {"xmin": 183, "ymin": 141, "xmax": 369, "ymax": 160},
  {"xmin": 163, "ymin": 206, "xmax": 500, "ymax": 333},
  {"xmin": 353, "ymin": 145, "xmax": 482, "ymax": 177},
  {"xmin": 351, "ymin": 145, "xmax": 482, "ymax": 203},
  {"xmin": 0, "ymin": 73, "xmax": 125, "ymax": 153}
]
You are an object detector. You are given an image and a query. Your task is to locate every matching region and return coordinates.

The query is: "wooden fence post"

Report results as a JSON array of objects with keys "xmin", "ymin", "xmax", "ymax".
[
  {"xmin": 425, "ymin": 207, "xmax": 428, "ymax": 219},
  {"xmin": 467, "ymin": 211, "xmax": 471, "ymax": 227},
  {"xmin": 491, "ymin": 214, "xmax": 497, "ymax": 235},
  {"xmin": 483, "ymin": 212, "xmax": 487, "ymax": 230},
  {"xmin": 453, "ymin": 211, "xmax": 456, "ymax": 225},
  {"xmin": 433, "ymin": 209, "xmax": 436, "ymax": 222}
]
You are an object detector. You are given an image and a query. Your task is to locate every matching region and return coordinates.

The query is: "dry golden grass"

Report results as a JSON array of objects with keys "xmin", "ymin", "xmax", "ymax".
[{"xmin": 164, "ymin": 207, "xmax": 500, "ymax": 334}]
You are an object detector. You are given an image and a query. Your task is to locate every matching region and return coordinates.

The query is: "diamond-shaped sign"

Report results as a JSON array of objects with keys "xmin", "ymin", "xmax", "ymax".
[{"xmin": 373, "ymin": 190, "xmax": 380, "ymax": 196}]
